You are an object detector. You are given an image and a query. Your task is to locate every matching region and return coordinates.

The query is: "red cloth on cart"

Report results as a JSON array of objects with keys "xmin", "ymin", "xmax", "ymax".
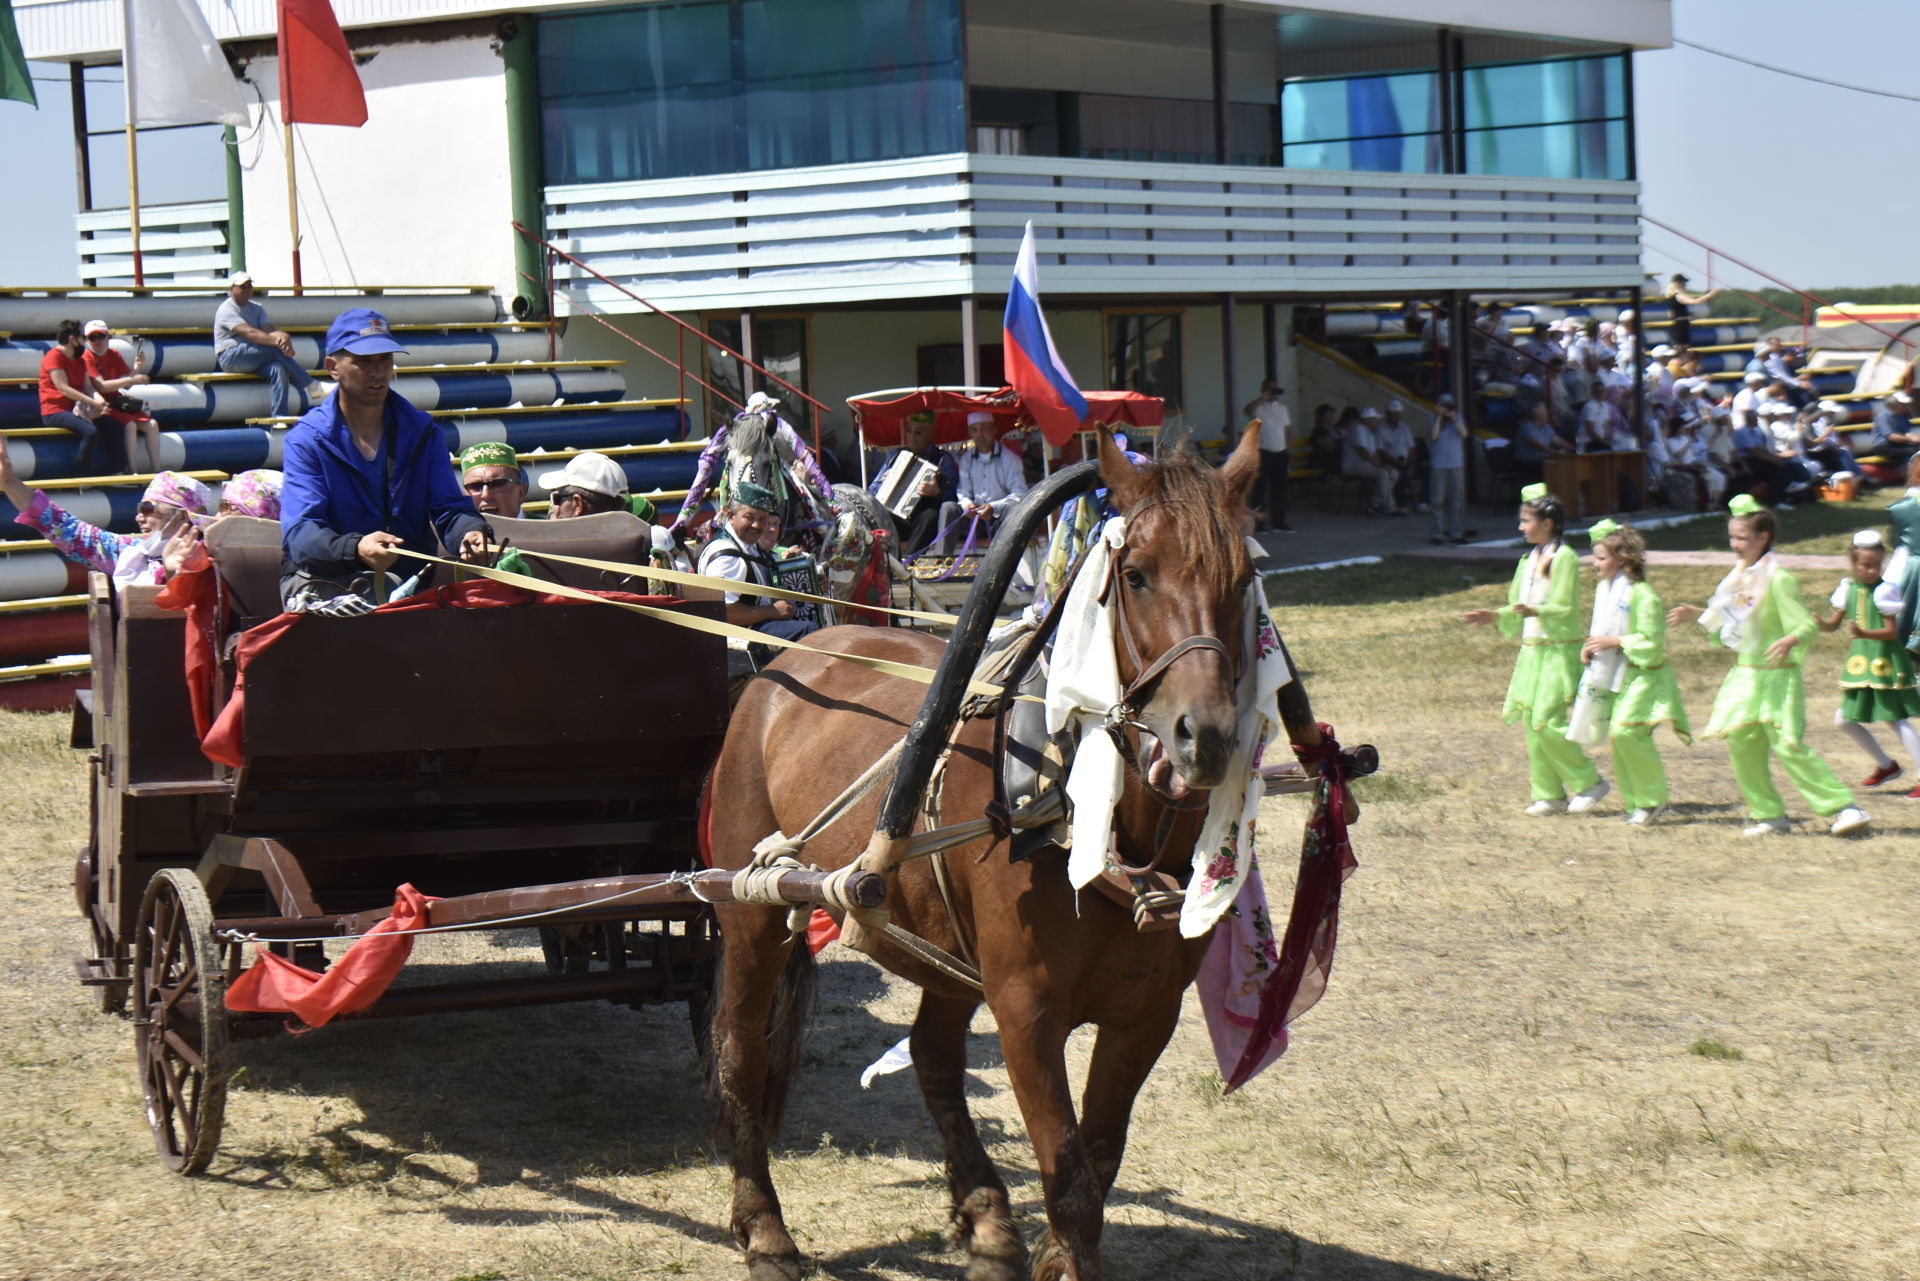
[
  {"xmin": 198, "ymin": 578, "xmax": 681, "ymax": 767},
  {"xmin": 153, "ymin": 543, "xmax": 222, "ymax": 739},
  {"xmin": 225, "ymin": 883, "xmax": 438, "ymax": 1029}
]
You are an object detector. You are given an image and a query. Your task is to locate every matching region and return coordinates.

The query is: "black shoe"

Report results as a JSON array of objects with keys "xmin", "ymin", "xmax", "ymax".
[
  {"xmin": 1461, "ymin": 528, "xmax": 1479, "ymax": 538},
  {"xmin": 1450, "ymin": 536, "xmax": 1471, "ymax": 544},
  {"xmin": 1428, "ymin": 536, "xmax": 1446, "ymax": 545},
  {"xmin": 1388, "ymin": 510, "xmax": 1408, "ymax": 520}
]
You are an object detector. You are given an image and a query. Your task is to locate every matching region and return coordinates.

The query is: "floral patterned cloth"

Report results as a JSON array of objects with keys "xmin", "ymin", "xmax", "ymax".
[
  {"xmin": 18, "ymin": 490, "xmax": 132, "ymax": 576},
  {"xmin": 220, "ymin": 469, "xmax": 283, "ymax": 520}
]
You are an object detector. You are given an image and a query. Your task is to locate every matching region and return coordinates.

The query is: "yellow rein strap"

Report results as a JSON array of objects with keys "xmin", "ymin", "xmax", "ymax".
[
  {"xmin": 497, "ymin": 543, "xmax": 960, "ymax": 626},
  {"xmin": 392, "ymin": 549, "xmax": 1015, "ymax": 699}
]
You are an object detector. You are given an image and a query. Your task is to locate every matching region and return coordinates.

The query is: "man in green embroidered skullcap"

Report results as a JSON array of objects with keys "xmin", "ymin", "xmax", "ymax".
[
  {"xmin": 696, "ymin": 477, "xmax": 817, "ymax": 650},
  {"xmin": 458, "ymin": 441, "xmax": 528, "ymax": 518}
]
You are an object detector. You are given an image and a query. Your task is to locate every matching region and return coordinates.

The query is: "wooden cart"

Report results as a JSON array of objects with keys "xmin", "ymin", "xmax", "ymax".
[{"xmin": 70, "ymin": 516, "xmax": 871, "ymax": 1173}]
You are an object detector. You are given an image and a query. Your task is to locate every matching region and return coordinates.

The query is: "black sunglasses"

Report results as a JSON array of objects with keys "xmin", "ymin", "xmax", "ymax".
[{"xmin": 464, "ymin": 477, "xmax": 518, "ymax": 493}]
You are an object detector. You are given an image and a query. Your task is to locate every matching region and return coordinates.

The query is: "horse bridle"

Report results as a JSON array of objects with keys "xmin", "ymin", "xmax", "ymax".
[{"xmin": 1097, "ymin": 502, "xmax": 1243, "ymax": 737}]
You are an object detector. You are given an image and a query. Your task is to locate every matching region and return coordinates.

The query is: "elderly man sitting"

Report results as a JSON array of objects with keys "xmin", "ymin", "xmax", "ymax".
[
  {"xmin": 458, "ymin": 442, "xmax": 528, "ymax": 518},
  {"xmin": 938, "ymin": 411, "xmax": 1028, "ymax": 554},
  {"xmin": 696, "ymin": 479, "xmax": 818, "ymax": 654},
  {"xmin": 537, "ymin": 451, "xmax": 658, "ymax": 522}
]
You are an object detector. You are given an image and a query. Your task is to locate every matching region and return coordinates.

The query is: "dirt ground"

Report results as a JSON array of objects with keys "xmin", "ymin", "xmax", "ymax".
[{"xmin": 3, "ymin": 532, "xmax": 1917, "ymax": 1281}]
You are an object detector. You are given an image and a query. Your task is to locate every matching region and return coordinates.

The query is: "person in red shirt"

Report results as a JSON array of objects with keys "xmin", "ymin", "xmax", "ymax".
[
  {"xmin": 38, "ymin": 318, "xmax": 128, "ymax": 478},
  {"xmin": 80, "ymin": 318, "xmax": 159, "ymax": 472}
]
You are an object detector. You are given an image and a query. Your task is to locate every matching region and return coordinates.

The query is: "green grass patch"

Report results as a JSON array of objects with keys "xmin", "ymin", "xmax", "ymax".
[
  {"xmin": 1637, "ymin": 489, "xmax": 1899, "ymax": 558},
  {"xmin": 1689, "ymin": 1037, "xmax": 1745, "ymax": 1062}
]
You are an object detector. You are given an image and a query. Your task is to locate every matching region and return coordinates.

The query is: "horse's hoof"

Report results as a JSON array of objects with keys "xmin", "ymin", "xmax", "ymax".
[
  {"xmin": 745, "ymin": 1249, "xmax": 804, "ymax": 1281},
  {"xmin": 968, "ymin": 1255, "xmax": 1024, "ymax": 1281}
]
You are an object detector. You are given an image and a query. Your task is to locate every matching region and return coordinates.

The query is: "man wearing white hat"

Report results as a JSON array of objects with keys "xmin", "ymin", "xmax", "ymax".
[
  {"xmin": 537, "ymin": 450, "xmax": 656, "ymax": 522},
  {"xmin": 940, "ymin": 410, "xmax": 1027, "ymax": 552},
  {"xmin": 1340, "ymin": 406, "xmax": 1402, "ymax": 517},
  {"xmin": 213, "ymin": 272, "xmax": 316, "ymax": 418},
  {"xmin": 1798, "ymin": 401, "xmax": 1860, "ymax": 482},
  {"xmin": 1378, "ymin": 399, "xmax": 1419, "ymax": 511}
]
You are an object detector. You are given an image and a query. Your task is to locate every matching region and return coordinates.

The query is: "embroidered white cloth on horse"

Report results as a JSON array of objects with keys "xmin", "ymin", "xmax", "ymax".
[{"xmin": 1043, "ymin": 520, "xmax": 1293, "ymax": 937}]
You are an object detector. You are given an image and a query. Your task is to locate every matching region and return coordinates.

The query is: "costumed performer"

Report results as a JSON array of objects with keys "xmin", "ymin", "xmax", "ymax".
[
  {"xmin": 1885, "ymin": 455, "xmax": 1920, "ymax": 655},
  {"xmin": 670, "ymin": 392, "xmax": 837, "ymax": 541},
  {"xmin": 1668, "ymin": 495, "xmax": 1871, "ymax": 837},
  {"xmin": 1568, "ymin": 520, "xmax": 1691, "ymax": 825},
  {"xmin": 1815, "ymin": 530, "xmax": 1920, "ymax": 797},
  {"xmin": 1461, "ymin": 483, "xmax": 1609, "ymax": 816}
]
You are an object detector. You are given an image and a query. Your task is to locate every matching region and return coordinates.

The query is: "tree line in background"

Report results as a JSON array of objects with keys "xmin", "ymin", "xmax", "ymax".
[{"xmin": 1705, "ymin": 284, "xmax": 1920, "ymax": 333}]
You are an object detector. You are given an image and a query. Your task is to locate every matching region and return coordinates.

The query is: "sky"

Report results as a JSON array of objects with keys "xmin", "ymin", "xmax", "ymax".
[{"xmin": 0, "ymin": 0, "xmax": 1916, "ymax": 295}]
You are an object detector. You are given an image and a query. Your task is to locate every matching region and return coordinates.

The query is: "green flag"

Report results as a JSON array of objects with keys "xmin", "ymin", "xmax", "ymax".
[{"xmin": 0, "ymin": 1, "xmax": 37, "ymax": 108}]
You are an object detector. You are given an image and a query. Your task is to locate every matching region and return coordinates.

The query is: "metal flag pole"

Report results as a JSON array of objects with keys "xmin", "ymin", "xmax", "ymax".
[{"xmin": 118, "ymin": 0, "xmax": 144, "ymax": 287}]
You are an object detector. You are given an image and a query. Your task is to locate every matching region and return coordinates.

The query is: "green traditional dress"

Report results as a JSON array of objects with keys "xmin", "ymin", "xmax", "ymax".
[
  {"xmin": 1698, "ymin": 555, "xmax": 1854, "ymax": 820},
  {"xmin": 1836, "ymin": 578, "xmax": 1920, "ymax": 723},
  {"xmin": 1613, "ymin": 580, "xmax": 1692, "ymax": 741},
  {"xmin": 1496, "ymin": 542, "xmax": 1600, "ymax": 801}
]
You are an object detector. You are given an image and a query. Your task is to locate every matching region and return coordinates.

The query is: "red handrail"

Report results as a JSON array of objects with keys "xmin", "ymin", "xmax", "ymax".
[
  {"xmin": 511, "ymin": 222, "xmax": 834, "ymax": 449},
  {"xmin": 1642, "ymin": 214, "xmax": 1920, "ymax": 358}
]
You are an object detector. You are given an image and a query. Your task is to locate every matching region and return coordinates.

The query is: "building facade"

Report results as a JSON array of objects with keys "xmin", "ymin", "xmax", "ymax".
[{"xmin": 18, "ymin": 0, "xmax": 1671, "ymax": 450}]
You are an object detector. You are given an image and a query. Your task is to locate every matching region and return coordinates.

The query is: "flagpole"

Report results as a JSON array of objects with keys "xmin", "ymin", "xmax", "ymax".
[
  {"xmin": 284, "ymin": 117, "xmax": 302, "ymax": 292},
  {"xmin": 119, "ymin": 0, "xmax": 143, "ymax": 287}
]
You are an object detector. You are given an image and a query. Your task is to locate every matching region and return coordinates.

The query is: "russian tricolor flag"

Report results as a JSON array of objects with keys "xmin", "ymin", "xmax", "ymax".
[{"xmin": 1003, "ymin": 222, "xmax": 1087, "ymax": 446}]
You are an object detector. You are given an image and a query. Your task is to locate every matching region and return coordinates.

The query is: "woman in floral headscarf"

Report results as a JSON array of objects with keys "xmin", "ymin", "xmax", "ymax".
[
  {"xmin": 219, "ymin": 469, "xmax": 283, "ymax": 520},
  {"xmin": 0, "ymin": 434, "xmax": 209, "ymax": 585}
]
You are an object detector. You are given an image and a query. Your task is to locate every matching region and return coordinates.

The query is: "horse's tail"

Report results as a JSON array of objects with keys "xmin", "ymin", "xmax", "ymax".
[{"xmin": 703, "ymin": 930, "xmax": 818, "ymax": 1142}]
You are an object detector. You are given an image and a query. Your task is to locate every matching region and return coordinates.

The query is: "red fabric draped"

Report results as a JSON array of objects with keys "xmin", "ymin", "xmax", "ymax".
[
  {"xmin": 225, "ymin": 883, "xmax": 437, "ymax": 1029},
  {"xmin": 1225, "ymin": 726, "xmax": 1359, "ymax": 1091},
  {"xmin": 153, "ymin": 543, "xmax": 222, "ymax": 740}
]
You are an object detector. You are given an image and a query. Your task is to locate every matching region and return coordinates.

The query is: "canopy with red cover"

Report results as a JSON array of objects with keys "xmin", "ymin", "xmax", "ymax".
[{"xmin": 846, "ymin": 385, "xmax": 1164, "ymax": 447}]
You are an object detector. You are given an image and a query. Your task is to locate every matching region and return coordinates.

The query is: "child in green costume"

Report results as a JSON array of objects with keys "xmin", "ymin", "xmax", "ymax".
[
  {"xmin": 1669, "ymin": 497, "xmax": 1871, "ymax": 837},
  {"xmin": 1462, "ymin": 484, "xmax": 1607, "ymax": 816},
  {"xmin": 1569, "ymin": 521, "xmax": 1691, "ymax": 825},
  {"xmin": 1816, "ymin": 530, "xmax": 1920, "ymax": 797}
]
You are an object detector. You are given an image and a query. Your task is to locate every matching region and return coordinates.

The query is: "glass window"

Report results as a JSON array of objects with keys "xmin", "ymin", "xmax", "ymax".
[
  {"xmin": 1280, "ymin": 54, "xmax": 1628, "ymax": 181},
  {"xmin": 1107, "ymin": 314, "xmax": 1182, "ymax": 414},
  {"xmin": 538, "ymin": 0, "xmax": 964, "ymax": 186}
]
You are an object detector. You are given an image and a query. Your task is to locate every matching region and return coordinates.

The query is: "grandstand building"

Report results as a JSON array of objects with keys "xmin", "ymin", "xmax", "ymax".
[{"xmin": 17, "ymin": 0, "xmax": 1673, "ymax": 448}]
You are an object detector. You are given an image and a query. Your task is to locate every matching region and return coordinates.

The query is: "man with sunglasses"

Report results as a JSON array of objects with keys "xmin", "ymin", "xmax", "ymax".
[
  {"xmin": 280, "ymin": 308, "xmax": 488, "ymax": 606},
  {"xmin": 457, "ymin": 441, "xmax": 528, "ymax": 518}
]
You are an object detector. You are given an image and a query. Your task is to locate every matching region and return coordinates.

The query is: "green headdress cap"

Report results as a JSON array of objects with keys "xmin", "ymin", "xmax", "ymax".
[
  {"xmin": 458, "ymin": 441, "xmax": 519, "ymax": 474},
  {"xmin": 1585, "ymin": 517, "xmax": 1620, "ymax": 542},
  {"xmin": 733, "ymin": 479, "xmax": 780, "ymax": 515},
  {"xmin": 1519, "ymin": 482, "xmax": 1549, "ymax": 504},
  {"xmin": 1727, "ymin": 493, "xmax": 1764, "ymax": 517}
]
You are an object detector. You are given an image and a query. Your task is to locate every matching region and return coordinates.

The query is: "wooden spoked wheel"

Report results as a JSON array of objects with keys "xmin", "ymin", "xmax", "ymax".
[{"xmin": 132, "ymin": 868, "xmax": 231, "ymax": 1174}]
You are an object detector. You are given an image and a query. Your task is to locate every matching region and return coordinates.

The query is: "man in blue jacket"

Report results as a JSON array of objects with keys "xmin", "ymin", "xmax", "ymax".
[{"xmin": 280, "ymin": 308, "xmax": 488, "ymax": 605}]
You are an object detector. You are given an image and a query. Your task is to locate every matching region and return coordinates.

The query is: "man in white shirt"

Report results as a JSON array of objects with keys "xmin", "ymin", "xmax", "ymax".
[
  {"xmin": 1730, "ymin": 371, "xmax": 1768, "ymax": 430},
  {"xmin": 1242, "ymin": 378, "xmax": 1293, "ymax": 532},
  {"xmin": 940, "ymin": 411, "xmax": 1029, "ymax": 553},
  {"xmin": 1378, "ymin": 399, "xmax": 1419, "ymax": 511},
  {"xmin": 1341, "ymin": 406, "xmax": 1402, "ymax": 517}
]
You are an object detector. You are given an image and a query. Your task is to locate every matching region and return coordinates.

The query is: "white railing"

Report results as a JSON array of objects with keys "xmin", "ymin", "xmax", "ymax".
[
  {"xmin": 75, "ymin": 201, "xmax": 232, "ymax": 286},
  {"xmin": 545, "ymin": 153, "xmax": 1643, "ymax": 312}
]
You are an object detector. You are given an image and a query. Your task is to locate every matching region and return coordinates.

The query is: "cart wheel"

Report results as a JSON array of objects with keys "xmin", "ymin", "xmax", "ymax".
[{"xmin": 132, "ymin": 868, "xmax": 231, "ymax": 1174}]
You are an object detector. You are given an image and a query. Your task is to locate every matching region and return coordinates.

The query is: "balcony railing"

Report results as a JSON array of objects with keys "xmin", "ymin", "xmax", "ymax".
[
  {"xmin": 76, "ymin": 201, "xmax": 231, "ymax": 286},
  {"xmin": 545, "ymin": 153, "xmax": 1642, "ymax": 312}
]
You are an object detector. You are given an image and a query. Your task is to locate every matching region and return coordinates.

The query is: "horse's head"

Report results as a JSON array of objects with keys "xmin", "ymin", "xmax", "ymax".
[{"xmin": 1096, "ymin": 423, "xmax": 1261, "ymax": 799}]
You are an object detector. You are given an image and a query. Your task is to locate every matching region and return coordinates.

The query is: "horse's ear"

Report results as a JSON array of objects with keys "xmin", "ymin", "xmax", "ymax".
[
  {"xmin": 1096, "ymin": 427, "xmax": 1147, "ymax": 509},
  {"xmin": 1218, "ymin": 420, "xmax": 1262, "ymax": 510}
]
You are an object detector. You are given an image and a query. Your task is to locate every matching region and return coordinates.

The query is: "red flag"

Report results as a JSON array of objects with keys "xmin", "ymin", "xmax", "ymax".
[{"xmin": 277, "ymin": 0, "xmax": 367, "ymax": 126}]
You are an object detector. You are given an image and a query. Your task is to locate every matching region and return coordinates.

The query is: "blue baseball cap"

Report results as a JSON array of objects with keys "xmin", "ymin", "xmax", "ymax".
[{"xmin": 324, "ymin": 307, "xmax": 409, "ymax": 357}]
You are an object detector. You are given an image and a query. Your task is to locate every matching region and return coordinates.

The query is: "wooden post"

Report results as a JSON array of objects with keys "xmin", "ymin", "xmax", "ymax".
[
  {"xmin": 285, "ymin": 119, "xmax": 302, "ymax": 292},
  {"xmin": 119, "ymin": 0, "xmax": 143, "ymax": 286}
]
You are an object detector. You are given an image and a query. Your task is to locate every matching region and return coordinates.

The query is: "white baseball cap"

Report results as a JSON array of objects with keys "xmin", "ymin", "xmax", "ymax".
[
  {"xmin": 1651, "ymin": 344, "xmax": 1676, "ymax": 358},
  {"xmin": 1385, "ymin": 399, "xmax": 1403, "ymax": 413},
  {"xmin": 1743, "ymin": 371, "xmax": 1767, "ymax": 384},
  {"xmin": 537, "ymin": 451, "xmax": 628, "ymax": 498},
  {"xmin": 1358, "ymin": 406, "xmax": 1381, "ymax": 419},
  {"xmin": 82, "ymin": 318, "xmax": 110, "ymax": 336},
  {"xmin": 966, "ymin": 410, "xmax": 995, "ymax": 426},
  {"xmin": 228, "ymin": 271, "xmax": 253, "ymax": 287}
]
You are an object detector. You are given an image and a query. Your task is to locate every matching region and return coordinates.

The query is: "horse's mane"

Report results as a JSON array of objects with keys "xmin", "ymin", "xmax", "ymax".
[{"xmin": 1127, "ymin": 445, "xmax": 1251, "ymax": 598}]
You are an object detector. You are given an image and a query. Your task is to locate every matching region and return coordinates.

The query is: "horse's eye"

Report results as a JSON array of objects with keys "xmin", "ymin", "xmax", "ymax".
[{"xmin": 1123, "ymin": 568, "xmax": 1147, "ymax": 591}]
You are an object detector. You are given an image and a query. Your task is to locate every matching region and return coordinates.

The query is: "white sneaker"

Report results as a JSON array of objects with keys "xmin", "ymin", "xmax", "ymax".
[
  {"xmin": 1524, "ymin": 799, "xmax": 1566, "ymax": 817},
  {"xmin": 1626, "ymin": 803, "xmax": 1668, "ymax": 827},
  {"xmin": 1829, "ymin": 806, "xmax": 1871, "ymax": 836},
  {"xmin": 1567, "ymin": 779, "xmax": 1611, "ymax": 813},
  {"xmin": 1742, "ymin": 817, "xmax": 1792, "ymax": 837}
]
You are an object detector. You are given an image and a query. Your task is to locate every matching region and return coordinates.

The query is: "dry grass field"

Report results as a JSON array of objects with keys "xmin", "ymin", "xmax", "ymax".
[{"xmin": 3, "ymin": 508, "xmax": 1917, "ymax": 1281}]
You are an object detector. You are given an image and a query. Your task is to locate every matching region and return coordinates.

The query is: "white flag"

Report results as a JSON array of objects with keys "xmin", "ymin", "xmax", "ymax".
[{"xmin": 126, "ymin": 0, "xmax": 250, "ymax": 128}]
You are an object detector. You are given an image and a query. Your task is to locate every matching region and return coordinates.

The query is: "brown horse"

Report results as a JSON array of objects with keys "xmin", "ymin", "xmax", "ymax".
[{"xmin": 704, "ymin": 425, "xmax": 1340, "ymax": 1280}]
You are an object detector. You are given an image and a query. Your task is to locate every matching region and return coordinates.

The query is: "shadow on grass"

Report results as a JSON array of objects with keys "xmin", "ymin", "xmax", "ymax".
[{"xmin": 802, "ymin": 1187, "xmax": 1474, "ymax": 1281}]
